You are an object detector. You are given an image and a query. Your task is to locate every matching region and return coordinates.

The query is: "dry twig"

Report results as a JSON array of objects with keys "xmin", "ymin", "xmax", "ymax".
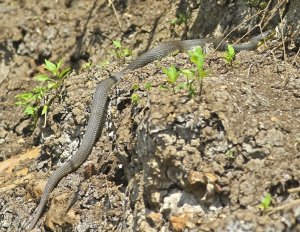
[
  {"xmin": 108, "ymin": 0, "xmax": 122, "ymax": 28},
  {"xmin": 267, "ymin": 199, "xmax": 300, "ymax": 215}
]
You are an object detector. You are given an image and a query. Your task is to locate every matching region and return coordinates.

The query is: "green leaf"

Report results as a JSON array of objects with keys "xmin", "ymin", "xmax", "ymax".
[
  {"xmin": 122, "ymin": 48, "xmax": 132, "ymax": 57},
  {"xmin": 189, "ymin": 46, "xmax": 206, "ymax": 69},
  {"xmin": 58, "ymin": 67, "xmax": 71, "ymax": 79},
  {"xmin": 47, "ymin": 82, "xmax": 57, "ymax": 89},
  {"xmin": 259, "ymin": 193, "xmax": 272, "ymax": 211},
  {"xmin": 144, "ymin": 82, "xmax": 152, "ymax": 91},
  {"xmin": 44, "ymin": 59, "xmax": 57, "ymax": 74},
  {"xmin": 24, "ymin": 106, "xmax": 36, "ymax": 115},
  {"xmin": 181, "ymin": 69, "xmax": 195, "ymax": 79},
  {"xmin": 82, "ymin": 62, "xmax": 92, "ymax": 70},
  {"xmin": 131, "ymin": 93, "xmax": 140, "ymax": 104},
  {"xmin": 224, "ymin": 44, "xmax": 236, "ymax": 63},
  {"xmin": 199, "ymin": 69, "xmax": 208, "ymax": 79},
  {"xmin": 56, "ymin": 59, "xmax": 63, "ymax": 71},
  {"xmin": 15, "ymin": 101, "xmax": 25, "ymax": 106},
  {"xmin": 113, "ymin": 40, "xmax": 122, "ymax": 49},
  {"xmin": 132, "ymin": 83, "xmax": 139, "ymax": 91},
  {"xmin": 188, "ymin": 46, "xmax": 209, "ymax": 80},
  {"xmin": 170, "ymin": 13, "xmax": 187, "ymax": 25},
  {"xmin": 162, "ymin": 65, "xmax": 179, "ymax": 84},
  {"xmin": 34, "ymin": 74, "xmax": 49, "ymax": 82},
  {"xmin": 15, "ymin": 92, "xmax": 32, "ymax": 100},
  {"xmin": 33, "ymin": 86, "xmax": 46, "ymax": 93},
  {"xmin": 41, "ymin": 105, "xmax": 48, "ymax": 115},
  {"xmin": 227, "ymin": 44, "xmax": 235, "ymax": 57}
]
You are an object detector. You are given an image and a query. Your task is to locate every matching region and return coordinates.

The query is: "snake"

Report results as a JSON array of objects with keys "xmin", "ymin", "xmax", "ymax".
[{"xmin": 25, "ymin": 30, "xmax": 271, "ymax": 231}]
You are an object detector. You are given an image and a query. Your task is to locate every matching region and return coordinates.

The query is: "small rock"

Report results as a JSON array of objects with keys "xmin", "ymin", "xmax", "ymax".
[
  {"xmin": 15, "ymin": 120, "xmax": 31, "ymax": 136},
  {"xmin": 146, "ymin": 211, "xmax": 162, "ymax": 227},
  {"xmin": 17, "ymin": 138, "xmax": 25, "ymax": 144},
  {"xmin": 170, "ymin": 212, "xmax": 193, "ymax": 232},
  {"xmin": 0, "ymin": 128, "xmax": 7, "ymax": 138},
  {"xmin": 43, "ymin": 26, "xmax": 57, "ymax": 41}
]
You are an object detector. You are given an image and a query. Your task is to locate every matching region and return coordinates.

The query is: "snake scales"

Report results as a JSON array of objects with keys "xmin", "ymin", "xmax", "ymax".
[{"xmin": 26, "ymin": 30, "xmax": 271, "ymax": 231}]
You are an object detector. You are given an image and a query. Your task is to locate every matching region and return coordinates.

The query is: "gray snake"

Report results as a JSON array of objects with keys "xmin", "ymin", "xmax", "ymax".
[{"xmin": 26, "ymin": 30, "xmax": 271, "ymax": 231}]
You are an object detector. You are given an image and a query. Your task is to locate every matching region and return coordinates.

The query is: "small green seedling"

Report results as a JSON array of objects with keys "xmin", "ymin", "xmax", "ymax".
[
  {"xmin": 113, "ymin": 40, "xmax": 122, "ymax": 49},
  {"xmin": 131, "ymin": 93, "xmax": 140, "ymax": 104},
  {"xmin": 259, "ymin": 193, "xmax": 272, "ymax": 212},
  {"xmin": 144, "ymin": 82, "xmax": 152, "ymax": 91},
  {"xmin": 225, "ymin": 148, "xmax": 235, "ymax": 160},
  {"xmin": 188, "ymin": 47, "xmax": 208, "ymax": 79},
  {"xmin": 188, "ymin": 46, "xmax": 208, "ymax": 95},
  {"xmin": 132, "ymin": 83, "xmax": 139, "ymax": 91},
  {"xmin": 113, "ymin": 40, "xmax": 132, "ymax": 59},
  {"xmin": 15, "ymin": 59, "xmax": 71, "ymax": 127},
  {"xmin": 224, "ymin": 44, "xmax": 236, "ymax": 65},
  {"xmin": 170, "ymin": 12, "xmax": 187, "ymax": 25},
  {"xmin": 81, "ymin": 62, "xmax": 92, "ymax": 70},
  {"xmin": 246, "ymin": 0, "xmax": 268, "ymax": 8},
  {"xmin": 162, "ymin": 65, "xmax": 179, "ymax": 93}
]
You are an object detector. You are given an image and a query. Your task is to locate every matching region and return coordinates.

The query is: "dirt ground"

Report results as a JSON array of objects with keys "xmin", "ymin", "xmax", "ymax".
[{"xmin": 0, "ymin": 0, "xmax": 299, "ymax": 232}]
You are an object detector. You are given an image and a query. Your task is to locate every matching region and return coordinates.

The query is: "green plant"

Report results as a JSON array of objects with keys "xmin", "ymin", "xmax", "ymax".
[
  {"xmin": 170, "ymin": 12, "xmax": 187, "ymax": 25},
  {"xmin": 188, "ymin": 46, "xmax": 208, "ymax": 95},
  {"xmin": 130, "ymin": 83, "xmax": 141, "ymax": 104},
  {"xmin": 224, "ymin": 44, "xmax": 236, "ymax": 65},
  {"xmin": 160, "ymin": 47, "xmax": 208, "ymax": 97},
  {"xmin": 189, "ymin": 46, "xmax": 207, "ymax": 79},
  {"xmin": 131, "ymin": 93, "xmax": 140, "ymax": 104},
  {"xmin": 144, "ymin": 82, "xmax": 152, "ymax": 91},
  {"xmin": 112, "ymin": 40, "xmax": 132, "ymax": 59},
  {"xmin": 162, "ymin": 65, "xmax": 179, "ymax": 93},
  {"xmin": 246, "ymin": 0, "xmax": 268, "ymax": 8},
  {"xmin": 80, "ymin": 62, "xmax": 92, "ymax": 73},
  {"xmin": 225, "ymin": 148, "xmax": 236, "ymax": 160},
  {"xmin": 82, "ymin": 62, "xmax": 92, "ymax": 70},
  {"xmin": 15, "ymin": 59, "xmax": 71, "ymax": 127},
  {"xmin": 132, "ymin": 83, "xmax": 139, "ymax": 91},
  {"xmin": 259, "ymin": 193, "xmax": 272, "ymax": 212}
]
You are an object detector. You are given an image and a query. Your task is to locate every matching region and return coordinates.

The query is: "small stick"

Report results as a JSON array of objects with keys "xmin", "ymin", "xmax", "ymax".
[
  {"xmin": 288, "ymin": 187, "xmax": 300, "ymax": 194},
  {"xmin": 108, "ymin": 0, "xmax": 122, "ymax": 28},
  {"xmin": 291, "ymin": 47, "xmax": 300, "ymax": 66},
  {"xmin": 267, "ymin": 199, "xmax": 300, "ymax": 215}
]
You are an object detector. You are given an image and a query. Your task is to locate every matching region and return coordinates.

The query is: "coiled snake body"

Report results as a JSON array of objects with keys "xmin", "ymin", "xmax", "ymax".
[{"xmin": 26, "ymin": 31, "xmax": 270, "ymax": 230}]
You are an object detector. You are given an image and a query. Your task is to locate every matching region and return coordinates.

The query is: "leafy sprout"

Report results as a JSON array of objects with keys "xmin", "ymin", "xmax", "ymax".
[
  {"xmin": 112, "ymin": 40, "xmax": 133, "ymax": 58},
  {"xmin": 224, "ymin": 44, "xmax": 236, "ymax": 65},
  {"xmin": 15, "ymin": 59, "xmax": 71, "ymax": 128},
  {"xmin": 188, "ymin": 46, "xmax": 208, "ymax": 79},
  {"xmin": 187, "ymin": 46, "xmax": 208, "ymax": 96},
  {"xmin": 132, "ymin": 83, "xmax": 139, "ymax": 91},
  {"xmin": 131, "ymin": 93, "xmax": 140, "ymax": 104},
  {"xmin": 162, "ymin": 65, "xmax": 179, "ymax": 93},
  {"xmin": 144, "ymin": 82, "xmax": 152, "ymax": 91},
  {"xmin": 170, "ymin": 13, "xmax": 187, "ymax": 25},
  {"xmin": 259, "ymin": 193, "xmax": 272, "ymax": 212}
]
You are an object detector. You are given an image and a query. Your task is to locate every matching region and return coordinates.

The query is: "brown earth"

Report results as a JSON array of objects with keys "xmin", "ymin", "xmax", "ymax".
[{"xmin": 0, "ymin": 0, "xmax": 299, "ymax": 232}]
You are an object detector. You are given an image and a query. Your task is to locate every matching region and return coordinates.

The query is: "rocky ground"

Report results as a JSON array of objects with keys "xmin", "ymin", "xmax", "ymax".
[{"xmin": 0, "ymin": 0, "xmax": 299, "ymax": 231}]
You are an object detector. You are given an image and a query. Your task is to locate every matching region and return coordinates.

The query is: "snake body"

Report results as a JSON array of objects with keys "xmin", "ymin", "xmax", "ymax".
[{"xmin": 26, "ymin": 31, "xmax": 270, "ymax": 231}]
